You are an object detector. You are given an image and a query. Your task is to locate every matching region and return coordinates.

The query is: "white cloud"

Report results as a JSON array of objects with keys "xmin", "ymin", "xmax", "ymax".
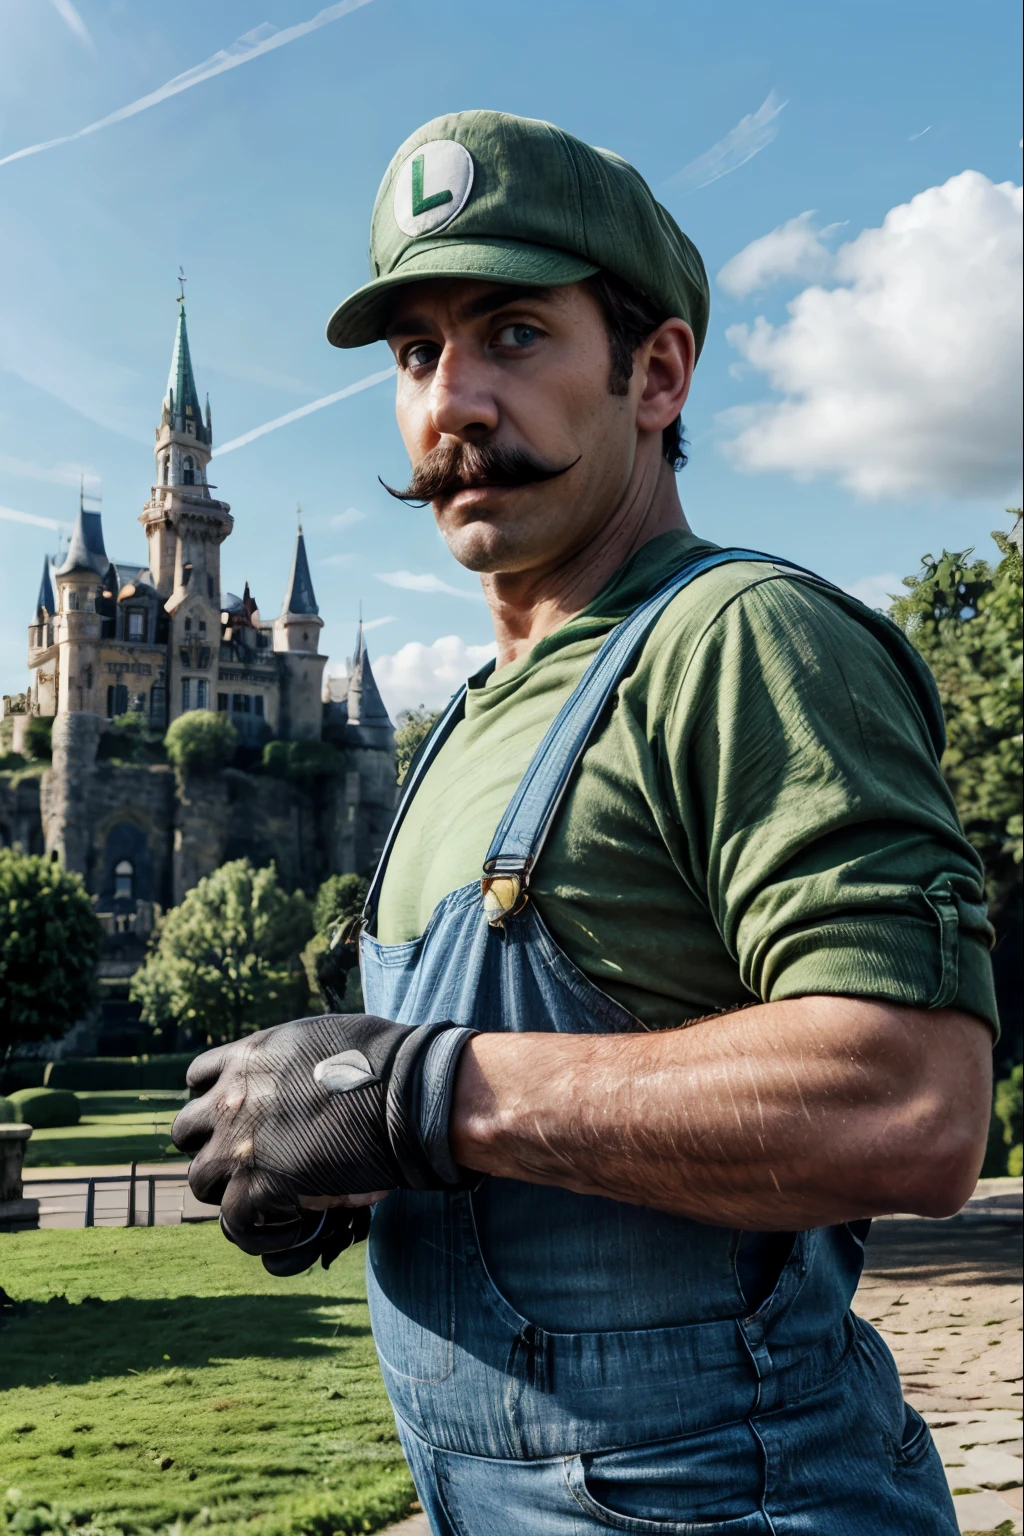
[
  {"xmin": 846, "ymin": 572, "xmax": 903, "ymax": 611},
  {"xmin": 668, "ymin": 91, "xmax": 787, "ymax": 192},
  {"xmin": 370, "ymin": 635, "xmax": 498, "ymax": 715},
  {"xmin": 330, "ymin": 506, "xmax": 367, "ymax": 528},
  {"xmin": 318, "ymin": 552, "xmax": 355, "ymax": 567},
  {"xmin": 0, "ymin": 0, "xmax": 376, "ymax": 170},
  {"xmin": 361, "ymin": 615, "xmax": 396, "ymax": 632},
  {"xmin": 48, "ymin": 0, "xmax": 95, "ymax": 51},
  {"xmin": 375, "ymin": 570, "xmax": 484, "ymax": 601},
  {"xmin": 0, "ymin": 504, "xmax": 71, "ymax": 531},
  {"xmin": 717, "ymin": 211, "xmax": 842, "ymax": 298},
  {"xmin": 719, "ymin": 171, "xmax": 1023, "ymax": 500},
  {"xmin": 212, "ymin": 367, "xmax": 394, "ymax": 456}
]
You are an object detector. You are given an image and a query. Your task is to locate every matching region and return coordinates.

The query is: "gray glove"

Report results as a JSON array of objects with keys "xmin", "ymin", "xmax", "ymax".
[{"xmin": 172, "ymin": 1013, "xmax": 476, "ymax": 1262}]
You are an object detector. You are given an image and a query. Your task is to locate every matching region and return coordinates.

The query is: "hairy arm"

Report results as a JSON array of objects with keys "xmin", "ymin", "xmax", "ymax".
[{"xmin": 449, "ymin": 997, "xmax": 992, "ymax": 1229}]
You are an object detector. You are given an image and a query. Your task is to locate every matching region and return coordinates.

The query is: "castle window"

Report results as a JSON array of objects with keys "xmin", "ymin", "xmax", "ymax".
[
  {"xmin": 107, "ymin": 683, "xmax": 129, "ymax": 718},
  {"xmin": 114, "ymin": 860, "xmax": 134, "ymax": 901},
  {"xmin": 232, "ymin": 693, "xmax": 252, "ymax": 714},
  {"xmin": 67, "ymin": 590, "xmax": 79, "ymax": 611},
  {"xmin": 183, "ymin": 456, "xmax": 195, "ymax": 483},
  {"xmin": 181, "ymin": 678, "xmax": 191, "ymax": 712},
  {"xmin": 162, "ymin": 459, "xmax": 169, "ymax": 484},
  {"xmin": 254, "ymin": 695, "xmax": 264, "ymax": 718},
  {"xmin": 127, "ymin": 610, "xmax": 144, "ymax": 641},
  {"xmin": 217, "ymin": 693, "xmax": 228, "ymax": 712},
  {"xmin": 207, "ymin": 576, "xmax": 215, "ymax": 600},
  {"xmin": 184, "ymin": 617, "xmax": 192, "ymax": 632},
  {"xmin": 196, "ymin": 679, "xmax": 209, "ymax": 710}
]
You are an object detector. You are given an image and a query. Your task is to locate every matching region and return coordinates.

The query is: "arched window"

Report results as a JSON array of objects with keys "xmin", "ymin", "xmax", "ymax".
[
  {"xmin": 114, "ymin": 860, "xmax": 134, "ymax": 900},
  {"xmin": 67, "ymin": 589, "xmax": 79, "ymax": 611},
  {"xmin": 162, "ymin": 457, "xmax": 169, "ymax": 485},
  {"xmin": 183, "ymin": 456, "xmax": 195, "ymax": 485}
]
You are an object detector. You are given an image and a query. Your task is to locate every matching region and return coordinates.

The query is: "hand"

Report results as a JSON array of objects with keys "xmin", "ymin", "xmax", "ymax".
[{"xmin": 172, "ymin": 1013, "xmax": 475, "ymax": 1265}]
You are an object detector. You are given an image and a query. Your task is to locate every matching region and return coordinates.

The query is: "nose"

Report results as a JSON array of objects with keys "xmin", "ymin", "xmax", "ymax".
[{"xmin": 428, "ymin": 341, "xmax": 500, "ymax": 441}]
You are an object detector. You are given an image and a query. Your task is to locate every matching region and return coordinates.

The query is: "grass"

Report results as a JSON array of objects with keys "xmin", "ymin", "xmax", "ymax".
[
  {"xmin": 0, "ymin": 1224, "xmax": 417, "ymax": 1534},
  {"xmin": 24, "ymin": 1093, "xmax": 189, "ymax": 1168}
]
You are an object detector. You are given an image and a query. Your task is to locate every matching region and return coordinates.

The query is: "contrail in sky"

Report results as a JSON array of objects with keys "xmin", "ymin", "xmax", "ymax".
[
  {"xmin": 212, "ymin": 366, "xmax": 396, "ymax": 457},
  {"xmin": 0, "ymin": 0, "xmax": 375, "ymax": 170},
  {"xmin": 668, "ymin": 91, "xmax": 788, "ymax": 191},
  {"xmin": 0, "ymin": 504, "xmax": 71, "ymax": 531}
]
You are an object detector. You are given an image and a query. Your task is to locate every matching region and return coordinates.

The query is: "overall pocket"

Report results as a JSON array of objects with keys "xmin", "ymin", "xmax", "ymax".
[{"xmin": 564, "ymin": 1422, "xmax": 772, "ymax": 1534}]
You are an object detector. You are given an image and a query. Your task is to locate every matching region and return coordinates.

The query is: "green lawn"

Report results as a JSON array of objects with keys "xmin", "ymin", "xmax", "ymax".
[
  {"xmin": 0, "ymin": 1224, "xmax": 417, "ymax": 1535},
  {"xmin": 24, "ymin": 1092, "xmax": 188, "ymax": 1168}
]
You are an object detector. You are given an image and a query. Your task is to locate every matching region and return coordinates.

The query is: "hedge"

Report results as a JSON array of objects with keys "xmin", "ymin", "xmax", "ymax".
[
  {"xmin": 9, "ymin": 1087, "xmax": 81, "ymax": 1128},
  {"xmin": 43, "ymin": 1053, "xmax": 200, "ymax": 1092},
  {"xmin": 0, "ymin": 1095, "xmax": 17, "ymax": 1123}
]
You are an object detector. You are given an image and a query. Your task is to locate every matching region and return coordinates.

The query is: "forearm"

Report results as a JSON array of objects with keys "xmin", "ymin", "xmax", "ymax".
[{"xmin": 448, "ymin": 997, "xmax": 992, "ymax": 1229}]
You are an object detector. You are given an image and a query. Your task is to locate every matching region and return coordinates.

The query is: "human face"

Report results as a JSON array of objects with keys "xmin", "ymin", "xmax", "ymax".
[{"xmin": 385, "ymin": 279, "xmax": 654, "ymax": 577}]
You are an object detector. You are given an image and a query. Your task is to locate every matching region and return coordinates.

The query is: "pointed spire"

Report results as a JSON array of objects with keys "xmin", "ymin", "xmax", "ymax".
[
  {"xmin": 58, "ymin": 492, "xmax": 108, "ymax": 577},
  {"xmin": 347, "ymin": 624, "xmax": 391, "ymax": 729},
  {"xmin": 279, "ymin": 517, "xmax": 319, "ymax": 617},
  {"xmin": 35, "ymin": 554, "xmax": 56, "ymax": 617},
  {"xmin": 163, "ymin": 299, "xmax": 209, "ymax": 444}
]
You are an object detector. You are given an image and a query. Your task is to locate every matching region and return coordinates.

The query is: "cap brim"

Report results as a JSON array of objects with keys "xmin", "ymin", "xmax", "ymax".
[{"xmin": 326, "ymin": 238, "xmax": 599, "ymax": 348}]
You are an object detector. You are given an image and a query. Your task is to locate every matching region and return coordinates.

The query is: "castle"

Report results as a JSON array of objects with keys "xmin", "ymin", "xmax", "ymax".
[{"xmin": 0, "ymin": 298, "xmax": 396, "ymax": 1039}]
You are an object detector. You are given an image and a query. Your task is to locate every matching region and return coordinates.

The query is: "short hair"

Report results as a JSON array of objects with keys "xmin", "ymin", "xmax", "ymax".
[{"xmin": 585, "ymin": 270, "xmax": 688, "ymax": 471}]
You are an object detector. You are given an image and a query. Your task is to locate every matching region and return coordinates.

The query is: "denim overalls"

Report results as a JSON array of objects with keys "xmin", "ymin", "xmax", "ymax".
[{"xmin": 359, "ymin": 550, "xmax": 957, "ymax": 1534}]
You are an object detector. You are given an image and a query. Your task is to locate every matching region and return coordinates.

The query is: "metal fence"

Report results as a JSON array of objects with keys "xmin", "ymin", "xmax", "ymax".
[{"xmin": 20, "ymin": 1162, "xmax": 214, "ymax": 1228}]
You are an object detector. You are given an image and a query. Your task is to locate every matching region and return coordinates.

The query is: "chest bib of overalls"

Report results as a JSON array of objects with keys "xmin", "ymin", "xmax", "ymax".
[{"xmin": 358, "ymin": 550, "xmax": 957, "ymax": 1535}]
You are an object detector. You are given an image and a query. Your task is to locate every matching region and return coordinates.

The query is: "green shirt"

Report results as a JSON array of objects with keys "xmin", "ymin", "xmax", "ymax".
[{"xmin": 378, "ymin": 531, "xmax": 998, "ymax": 1033}]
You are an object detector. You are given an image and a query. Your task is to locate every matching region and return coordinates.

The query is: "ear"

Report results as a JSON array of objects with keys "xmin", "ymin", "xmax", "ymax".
[{"xmin": 634, "ymin": 319, "xmax": 694, "ymax": 437}]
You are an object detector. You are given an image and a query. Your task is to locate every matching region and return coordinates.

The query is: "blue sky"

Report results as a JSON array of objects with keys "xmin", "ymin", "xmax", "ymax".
[{"xmin": 1, "ymin": 0, "xmax": 1021, "ymax": 712}]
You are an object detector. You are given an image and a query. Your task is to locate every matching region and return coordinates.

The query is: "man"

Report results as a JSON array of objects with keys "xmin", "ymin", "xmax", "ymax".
[{"xmin": 175, "ymin": 112, "xmax": 997, "ymax": 1533}]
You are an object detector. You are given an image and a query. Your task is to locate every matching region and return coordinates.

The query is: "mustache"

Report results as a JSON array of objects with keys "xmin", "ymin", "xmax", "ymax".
[{"xmin": 380, "ymin": 440, "xmax": 580, "ymax": 505}]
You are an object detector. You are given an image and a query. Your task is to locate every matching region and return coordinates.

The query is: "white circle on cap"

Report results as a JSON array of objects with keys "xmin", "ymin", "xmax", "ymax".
[{"xmin": 394, "ymin": 140, "xmax": 475, "ymax": 239}]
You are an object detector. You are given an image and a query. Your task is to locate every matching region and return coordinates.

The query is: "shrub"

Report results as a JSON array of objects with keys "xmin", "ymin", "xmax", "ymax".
[
  {"xmin": 0, "ymin": 849, "xmax": 101, "ymax": 1060},
  {"xmin": 313, "ymin": 873, "xmax": 369, "ymax": 934},
  {"xmin": 395, "ymin": 705, "xmax": 441, "ymax": 786},
  {"xmin": 261, "ymin": 739, "xmax": 343, "ymax": 782},
  {"xmin": 130, "ymin": 858, "xmax": 312, "ymax": 1042},
  {"xmin": 0, "ymin": 1094, "xmax": 16, "ymax": 1123},
  {"xmin": 164, "ymin": 709, "xmax": 237, "ymax": 775},
  {"xmin": 42, "ymin": 1053, "xmax": 199, "ymax": 1091},
  {"xmin": 0, "ymin": 751, "xmax": 26, "ymax": 771},
  {"xmin": 9, "ymin": 1086, "xmax": 81, "ymax": 1128},
  {"xmin": 23, "ymin": 715, "xmax": 53, "ymax": 761}
]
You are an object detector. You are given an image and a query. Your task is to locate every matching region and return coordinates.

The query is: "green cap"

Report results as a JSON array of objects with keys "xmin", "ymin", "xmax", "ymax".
[{"xmin": 326, "ymin": 110, "xmax": 710, "ymax": 358}]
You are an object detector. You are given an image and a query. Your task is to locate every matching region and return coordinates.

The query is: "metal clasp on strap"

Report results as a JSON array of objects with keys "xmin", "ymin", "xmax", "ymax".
[{"xmin": 480, "ymin": 856, "xmax": 530, "ymax": 927}]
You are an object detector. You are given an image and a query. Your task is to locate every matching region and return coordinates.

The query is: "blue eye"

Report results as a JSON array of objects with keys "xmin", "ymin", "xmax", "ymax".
[{"xmin": 497, "ymin": 323, "xmax": 539, "ymax": 348}]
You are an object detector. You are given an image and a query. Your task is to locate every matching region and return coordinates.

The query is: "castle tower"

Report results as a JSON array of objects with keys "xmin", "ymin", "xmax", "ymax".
[
  {"xmin": 52, "ymin": 493, "xmax": 111, "ymax": 716},
  {"xmin": 274, "ymin": 521, "xmax": 326, "ymax": 740},
  {"xmin": 346, "ymin": 622, "xmax": 394, "ymax": 750},
  {"xmin": 140, "ymin": 294, "xmax": 232, "ymax": 720}
]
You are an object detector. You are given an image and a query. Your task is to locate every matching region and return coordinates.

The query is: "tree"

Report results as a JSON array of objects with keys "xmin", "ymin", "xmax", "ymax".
[
  {"xmin": 303, "ymin": 874, "xmax": 370, "ymax": 1014},
  {"xmin": 164, "ymin": 710, "xmax": 238, "ymax": 776},
  {"xmin": 261, "ymin": 739, "xmax": 343, "ymax": 783},
  {"xmin": 0, "ymin": 849, "xmax": 101, "ymax": 1062},
  {"xmin": 891, "ymin": 523, "xmax": 1022, "ymax": 924},
  {"xmin": 394, "ymin": 706, "xmax": 441, "ymax": 786},
  {"xmin": 129, "ymin": 859, "xmax": 312, "ymax": 1043}
]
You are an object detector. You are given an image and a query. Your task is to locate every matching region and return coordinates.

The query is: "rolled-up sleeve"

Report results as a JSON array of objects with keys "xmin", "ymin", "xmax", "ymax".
[{"xmin": 666, "ymin": 574, "xmax": 999, "ymax": 1033}]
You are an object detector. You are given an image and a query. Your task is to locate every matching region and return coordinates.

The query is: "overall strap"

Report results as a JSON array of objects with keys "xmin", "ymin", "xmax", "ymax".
[
  {"xmin": 482, "ymin": 549, "xmax": 820, "ymax": 906},
  {"xmin": 363, "ymin": 673, "xmax": 485, "ymax": 924}
]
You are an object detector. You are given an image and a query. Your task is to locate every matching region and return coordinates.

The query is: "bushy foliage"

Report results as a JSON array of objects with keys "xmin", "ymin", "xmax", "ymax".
[
  {"xmin": 394, "ymin": 705, "xmax": 441, "ymax": 786},
  {"xmin": 164, "ymin": 710, "xmax": 237, "ymax": 776},
  {"xmin": 0, "ymin": 1094, "xmax": 16, "ymax": 1122},
  {"xmin": 302, "ymin": 874, "xmax": 369, "ymax": 1015},
  {"xmin": 22, "ymin": 716, "xmax": 53, "ymax": 762},
  {"xmin": 891, "ymin": 524, "xmax": 1022, "ymax": 921},
  {"xmin": 312, "ymin": 873, "xmax": 369, "ymax": 934},
  {"xmin": 994, "ymin": 1063, "xmax": 1022, "ymax": 1166},
  {"xmin": 97, "ymin": 712, "xmax": 165, "ymax": 765},
  {"xmin": 261, "ymin": 739, "xmax": 343, "ymax": 782},
  {"xmin": 0, "ymin": 849, "xmax": 101, "ymax": 1061},
  {"xmin": 129, "ymin": 858, "xmax": 312, "ymax": 1042},
  {"xmin": 8, "ymin": 1086, "xmax": 81, "ymax": 1129}
]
